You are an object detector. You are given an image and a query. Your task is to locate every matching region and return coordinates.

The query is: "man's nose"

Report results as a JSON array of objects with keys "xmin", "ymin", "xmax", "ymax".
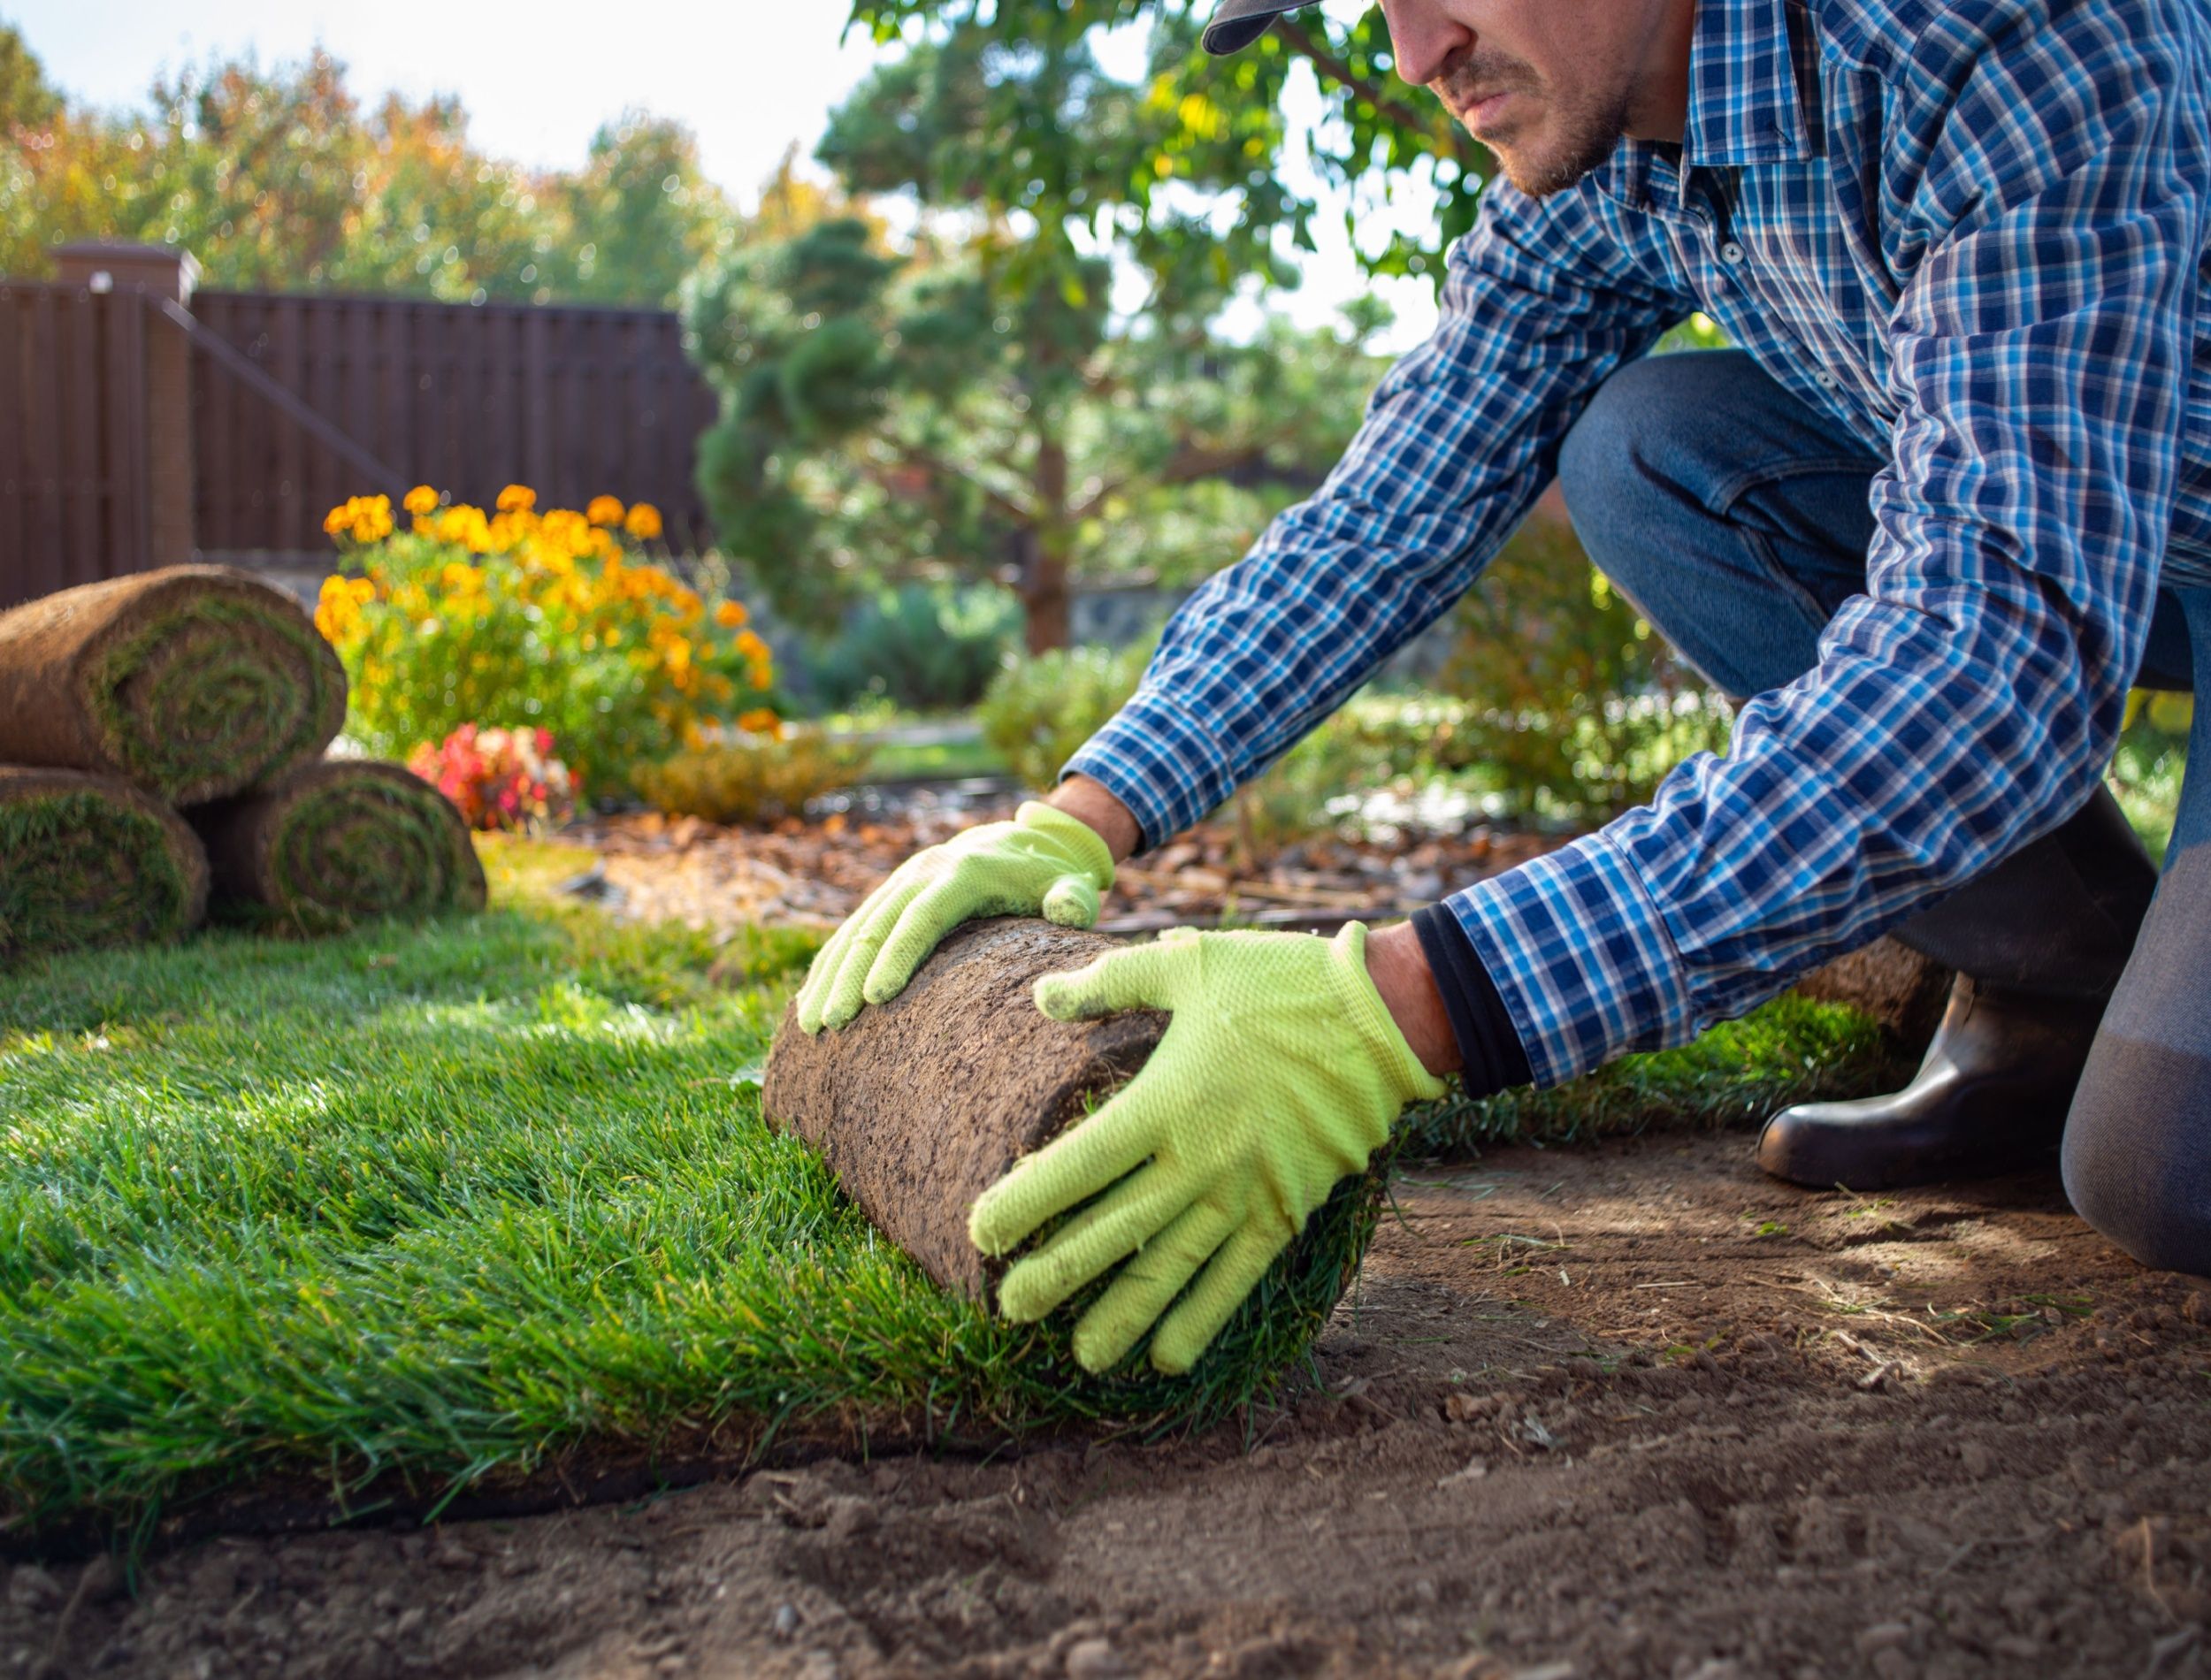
[{"xmin": 1383, "ymin": 0, "xmax": 1475, "ymax": 88}]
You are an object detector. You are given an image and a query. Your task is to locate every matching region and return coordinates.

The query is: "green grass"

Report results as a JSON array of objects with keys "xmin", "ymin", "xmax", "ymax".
[
  {"xmin": 1404, "ymin": 991, "xmax": 1907, "ymax": 1155},
  {"xmin": 0, "ymin": 849, "xmax": 1368, "ymax": 1543}
]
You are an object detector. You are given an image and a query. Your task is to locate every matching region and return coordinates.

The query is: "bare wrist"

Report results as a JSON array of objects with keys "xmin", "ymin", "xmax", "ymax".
[
  {"xmin": 1364, "ymin": 920, "xmax": 1464, "ymax": 1078},
  {"xmin": 1045, "ymin": 775, "xmax": 1143, "ymax": 864}
]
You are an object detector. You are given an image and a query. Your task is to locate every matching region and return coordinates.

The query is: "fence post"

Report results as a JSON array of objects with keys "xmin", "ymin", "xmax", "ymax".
[{"xmin": 50, "ymin": 243, "xmax": 201, "ymax": 569}]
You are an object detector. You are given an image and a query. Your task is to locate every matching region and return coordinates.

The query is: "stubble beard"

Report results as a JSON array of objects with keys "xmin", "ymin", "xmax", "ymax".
[{"xmin": 1434, "ymin": 53, "xmax": 1634, "ymax": 198}]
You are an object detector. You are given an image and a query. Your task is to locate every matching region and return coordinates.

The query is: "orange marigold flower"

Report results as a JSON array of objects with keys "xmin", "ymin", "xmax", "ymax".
[
  {"xmin": 496, "ymin": 484, "xmax": 537, "ymax": 514},
  {"xmin": 403, "ymin": 485, "xmax": 440, "ymax": 516},
  {"xmin": 323, "ymin": 506, "xmax": 351, "ymax": 537},
  {"xmin": 585, "ymin": 494, "xmax": 625, "ymax": 527},
  {"xmin": 733, "ymin": 628, "xmax": 768, "ymax": 661},
  {"xmin": 738, "ymin": 707, "xmax": 782, "ymax": 737},
  {"xmin": 713, "ymin": 599, "xmax": 747, "ymax": 630},
  {"xmin": 623, "ymin": 501, "xmax": 663, "ymax": 540}
]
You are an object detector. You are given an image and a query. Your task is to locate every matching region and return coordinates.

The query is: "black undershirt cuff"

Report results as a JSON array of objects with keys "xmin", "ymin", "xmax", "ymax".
[{"xmin": 1410, "ymin": 904, "xmax": 1534, "ymax": 1102}]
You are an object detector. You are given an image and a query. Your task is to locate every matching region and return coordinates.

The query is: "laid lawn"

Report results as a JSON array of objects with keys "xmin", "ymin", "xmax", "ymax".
[
  {"xmin": 0, "ymin": 836, "xmax": 1892, "ymax": 1545},
  {"xmin": 0, "ymin": 841, "xmax": 1375, "ymax": 1545}
]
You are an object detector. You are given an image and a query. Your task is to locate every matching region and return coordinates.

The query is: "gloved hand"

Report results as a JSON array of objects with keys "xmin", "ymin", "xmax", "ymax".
[
  {"xmin": 795, "ymin": 800, "xmax": 1115, "ymax": 1035},
  {"xmin": 968, "ymin": 922, "xmax": 1445, "ymax": 1374}
]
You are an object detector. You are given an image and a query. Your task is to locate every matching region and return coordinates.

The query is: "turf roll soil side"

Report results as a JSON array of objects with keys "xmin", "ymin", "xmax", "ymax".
[
  {"xmin": 764, "ymin": 920, "xmax": 1168, "ymax": 1296},
  {"xmin": 0, "ymin": 767, "xmax": 208, "ymax": 961},
  {"xmin": 0, "ymin": 566, "xmax": 347, "ymax": 806},
  {"xmin": 190, "ymin": 760, "xmax": 486, "ymax": 931}
]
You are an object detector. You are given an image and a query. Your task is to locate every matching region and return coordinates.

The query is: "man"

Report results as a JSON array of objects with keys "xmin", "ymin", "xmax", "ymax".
[{"xmin": 799, "ymin": 0, "xmax": 2211, "ymax": 1376}]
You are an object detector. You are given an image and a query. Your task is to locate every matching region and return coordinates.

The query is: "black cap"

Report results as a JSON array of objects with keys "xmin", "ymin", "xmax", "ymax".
[{"xmin": 1201, "ymin": 0, "xmax": 1312, "ymax": 55}]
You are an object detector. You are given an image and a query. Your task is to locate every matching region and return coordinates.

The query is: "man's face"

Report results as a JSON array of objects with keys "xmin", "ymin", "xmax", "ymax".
[{"xmin": 1381, "ymin": 0, "xmax": 1685, "ymax": 196}]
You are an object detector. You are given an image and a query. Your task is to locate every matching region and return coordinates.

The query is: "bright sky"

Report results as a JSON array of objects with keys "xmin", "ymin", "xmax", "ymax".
[{"xmin": 9, "ymin": 0, "xmax": 1442, "ymax": 350}]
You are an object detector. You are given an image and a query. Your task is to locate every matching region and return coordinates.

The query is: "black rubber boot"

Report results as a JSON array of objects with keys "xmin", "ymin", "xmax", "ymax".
[
  {"xmin": 1757, "ymin": 978, "xmax": 2100, "ymax": 1188},
  {"xmin": 1758, "ymin": 786, "xmax": 2158, "ymax": 1190}
]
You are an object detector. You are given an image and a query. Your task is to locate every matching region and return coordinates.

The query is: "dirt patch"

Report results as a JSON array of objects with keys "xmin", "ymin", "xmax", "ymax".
[
  {"xmin": 11, "ymin": 1132, "xmax": 2207, "ymax": 1680},
  {"xmin": 762, "ymin": 919, "xmax": 1167, "ymax": 1295},
  {"xmin": 568, "ymin": 807, "xmax": 1572, "ymax": 939}
]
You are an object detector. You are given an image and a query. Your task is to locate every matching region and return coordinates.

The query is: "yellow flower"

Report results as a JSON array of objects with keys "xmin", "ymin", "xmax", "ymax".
[
  {"xmin": 738, "ymin": 707, "xmax": 782, "ymax": 737},
  {"xmin": 403, "ymin": 485, "xmax": 440, "ymax": 516},
  {"xmin": 733, "ymin": 628, "xmax": 768, "ymax": 661},
  {"xmin": 585, "ymin": 495, "xmax": 625, "ymax": 527},
  {"xmin": 713, "ymin": 599, "xmax": 748, "ymax": 630},
  {"xmin": 323, "ymin": 506, "xmax": 351, "ymax": 537},
  {"xmin": 624, "ymin": 502, "xmax": 663, "ymax": 540},
  {"xmin": 496, "ymin": 484, "xmax": 537, "ymax": 514}
]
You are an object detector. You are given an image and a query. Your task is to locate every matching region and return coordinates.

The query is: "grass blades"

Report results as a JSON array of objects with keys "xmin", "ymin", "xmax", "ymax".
[
  {"xmin": 1403, "ymin": 991, "xmax": 1905, "ymax": 1155},
  {"xmin": 0, "ymin": 857, "xmax": 1358, "ymax": 1541}
]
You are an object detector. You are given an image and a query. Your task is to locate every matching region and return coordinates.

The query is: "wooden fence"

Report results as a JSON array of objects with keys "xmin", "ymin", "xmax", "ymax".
[
  {"xmin": 0, "ymin": 247, "xmax": 723, "ymax": 611},
  {"xmin": 0, "ymin": 284, "xmax": 161, "ymax": 606},
  {"xmin": 187, "ymin": 291, "xmax": 718, "ymax": 559}
]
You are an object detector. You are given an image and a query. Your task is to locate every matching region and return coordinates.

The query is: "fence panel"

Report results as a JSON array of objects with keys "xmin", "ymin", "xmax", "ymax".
[
  {"xmin": 0, "ymin": 285, "xmax": 152, "ymax": 610},
  {"xmin": 186, "ymin": 291, "xmax": 719, "ymax": 559}
]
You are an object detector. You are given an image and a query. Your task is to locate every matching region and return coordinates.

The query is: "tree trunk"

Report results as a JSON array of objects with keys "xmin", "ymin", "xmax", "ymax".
[{"xmin": 1019, "ymin": 434, "xmax": 1073, "ymax": 653}]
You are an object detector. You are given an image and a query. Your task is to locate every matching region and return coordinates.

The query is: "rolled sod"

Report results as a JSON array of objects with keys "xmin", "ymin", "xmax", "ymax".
[
  {"xmin": 190, "ymin": 760, "xmax": 486, "ymax": 932},
  {"xmin": 0, "ymin": 767, "xmax": 208, "ymax": 961},
  {"xmin": 762, "ymin": 917, "xmax": 1387, "ymax": 1368},
  {"xmin": 0, "ymin": 566, "xmax": 347, "ymax": 806}
]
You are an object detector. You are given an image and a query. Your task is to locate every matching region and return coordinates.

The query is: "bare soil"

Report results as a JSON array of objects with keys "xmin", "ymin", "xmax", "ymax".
[
  {"xmin": 10, "ymin": 1132, "xmax": 2207, "ymax": 1680},
  {"xmin": 568, "ymin": 805, "xmax": 1570, "ymax": 938}
]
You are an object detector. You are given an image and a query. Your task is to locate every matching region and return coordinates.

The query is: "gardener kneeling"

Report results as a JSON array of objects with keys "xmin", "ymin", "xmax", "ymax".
[{"xmin": 799, "ymin": 0, "xmax": 2211, "ymax": 1371}]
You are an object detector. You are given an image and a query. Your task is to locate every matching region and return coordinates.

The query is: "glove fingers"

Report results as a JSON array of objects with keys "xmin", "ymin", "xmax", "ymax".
[
  {"xmin": 1068, "ymin": 1201, "xmax": 1237, "ymax": 1374},
  {"xmin": 1039, "ymin": 874, "xmax": 1101, "ymax": 928},
  {"xmin": 993, "ymin": 1170, "xmax": 1191, "ymax": 1324},
  {"xmin": 968, "ymin": 1088, "xmax": 1162, "ymax": 1256},
  {"xmin": 805, "ymin": 876, "xmax": 918, "ymax": 1031},
  {"xmin": 1148, "ymin": 1224, "xmax": 1288, "ymax": 1375},
  {"xmin": 1033, "ymin": 941, "xmax": 1179, "ymax": 1021},
  {"xmin": 861, "ymin": 876, "xmax": 986, "ymax": 1006}
]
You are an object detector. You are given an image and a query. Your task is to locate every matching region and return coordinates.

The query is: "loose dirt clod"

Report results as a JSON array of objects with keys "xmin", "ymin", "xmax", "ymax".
[{"xmin": 761, "ymin": 918, "xmax": 1166, "ymax": 1296}]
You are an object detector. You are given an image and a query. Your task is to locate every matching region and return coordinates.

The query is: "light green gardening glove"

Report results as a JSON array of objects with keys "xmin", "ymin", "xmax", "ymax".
[
  {"xmin": 968, "ymin": 922, "xmax": 1445, "ymax": 1375},
  {"xmin": 795, "ymin": 801, "xmax": 1115, "ymax": 1035}
]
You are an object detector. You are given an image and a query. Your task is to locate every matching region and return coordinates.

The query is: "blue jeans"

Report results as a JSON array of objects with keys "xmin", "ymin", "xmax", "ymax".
[{"xmin": 1557, "ymin": 349, "xmax": 2209, "ymax": 1275}]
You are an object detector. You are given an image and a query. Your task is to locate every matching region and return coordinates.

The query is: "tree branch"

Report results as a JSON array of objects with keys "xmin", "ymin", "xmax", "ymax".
[
  {"xmin": 882, "ymin": 437, "xmax": 1033, "ymax": 527},
  {"xmin": 1268, "ymin": 18, "xmax": 1473, "ymax": 167}
]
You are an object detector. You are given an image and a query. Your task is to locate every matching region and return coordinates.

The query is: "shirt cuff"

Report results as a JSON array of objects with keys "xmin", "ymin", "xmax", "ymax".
[
  {"xmin": 1440, "ymin": 832, "xmax": 1699, "ymax": 1087},
  {"xmin": 1061, "ymin": 691, "xmax": 1240, "ymax": 854},
  {"xmin": 1411, "ymin": 905, "xmax": 1533, "ymax": 1100}
]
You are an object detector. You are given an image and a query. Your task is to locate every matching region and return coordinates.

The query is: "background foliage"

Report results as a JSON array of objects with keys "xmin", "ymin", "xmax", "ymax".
[{"xmin": 0, "ymin": 24, "xmax": 736, "ymax": 304}]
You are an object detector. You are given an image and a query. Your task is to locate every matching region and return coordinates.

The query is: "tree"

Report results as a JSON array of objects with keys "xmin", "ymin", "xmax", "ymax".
[
  {"xmin": 0, "ymin": 23, "xmax": 57, "ymax": 132},
  {"xmin": 0, "ymin": 37, "xmax": 738, "ymax": 305},
  {"xmin": 843, "ymin": 0, "xmax": 1488, "ymax": 286},
  {"xmin": 688, "ymin": 18, "xmax": 1379, "ymax": 650}
]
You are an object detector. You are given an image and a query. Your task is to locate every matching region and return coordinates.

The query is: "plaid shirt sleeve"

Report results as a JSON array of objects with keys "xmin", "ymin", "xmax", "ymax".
[
  {"xmin": 1063, "ymin": 185, "xmax": 1688, "ymax": 849},
  {"xmin": 1450, "ymin": 7, "xmax": 2207, "ymax": 1084}
]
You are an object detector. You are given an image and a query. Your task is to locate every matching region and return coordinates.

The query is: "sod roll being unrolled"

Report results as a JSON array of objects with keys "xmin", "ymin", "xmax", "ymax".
[
  {"xmin": 0, "ymin": 767, "xmax": 209, "ymax": 961},
  {"xmin": 190, "ymin": 760, "xmax": 486, "ymax": 931},
  {"xmin": 0, "ymin": 566, "xmax": 347, "ymax": 806},
  {"xmin": 761, "ymin": 917, "xmax": 1389, "ymax": 1364}
]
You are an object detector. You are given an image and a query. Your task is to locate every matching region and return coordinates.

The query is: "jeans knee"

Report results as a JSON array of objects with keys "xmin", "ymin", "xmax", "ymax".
[{"xmin": 2062, "ymin": 1040, "xmax": 2211, "ymax": 1277}]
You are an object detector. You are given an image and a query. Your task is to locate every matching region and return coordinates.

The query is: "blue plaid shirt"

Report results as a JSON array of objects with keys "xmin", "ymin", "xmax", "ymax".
[{"xmin": 1067, "ymin": 0, "xmax": 2211, "ymax": 1087}]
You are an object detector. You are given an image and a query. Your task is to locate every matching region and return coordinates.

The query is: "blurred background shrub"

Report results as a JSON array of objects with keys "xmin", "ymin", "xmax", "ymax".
[
  {"xmin": 795, "ymin": 583, "xmax": 1021, "ymax": 713},
  {"xmin": 1442, "ymin": 515, "xmax": 1734, "ymax": 820},
  {"xmin": 976, "ymin": 642, "xmax": 1154, "ymax": 793},
  {"xmin": 633, "ymin": 727, "xmax": 873, "ymax": 826}
]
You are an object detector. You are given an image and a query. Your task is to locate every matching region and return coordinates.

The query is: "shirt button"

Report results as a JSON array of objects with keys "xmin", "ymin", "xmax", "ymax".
[
  {"xmin": 1814, "ymin": 370, "xmax": 1838, "ymax": 388},
  {"xmin": 1720, "ymin": 240, "xmax": 1747, "ymax": 264}
]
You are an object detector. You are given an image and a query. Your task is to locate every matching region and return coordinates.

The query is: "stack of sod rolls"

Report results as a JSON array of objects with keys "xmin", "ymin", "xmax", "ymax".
[{"xmin": 0, "ymin": 566, "xmax": 483, "ymax": 963}]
